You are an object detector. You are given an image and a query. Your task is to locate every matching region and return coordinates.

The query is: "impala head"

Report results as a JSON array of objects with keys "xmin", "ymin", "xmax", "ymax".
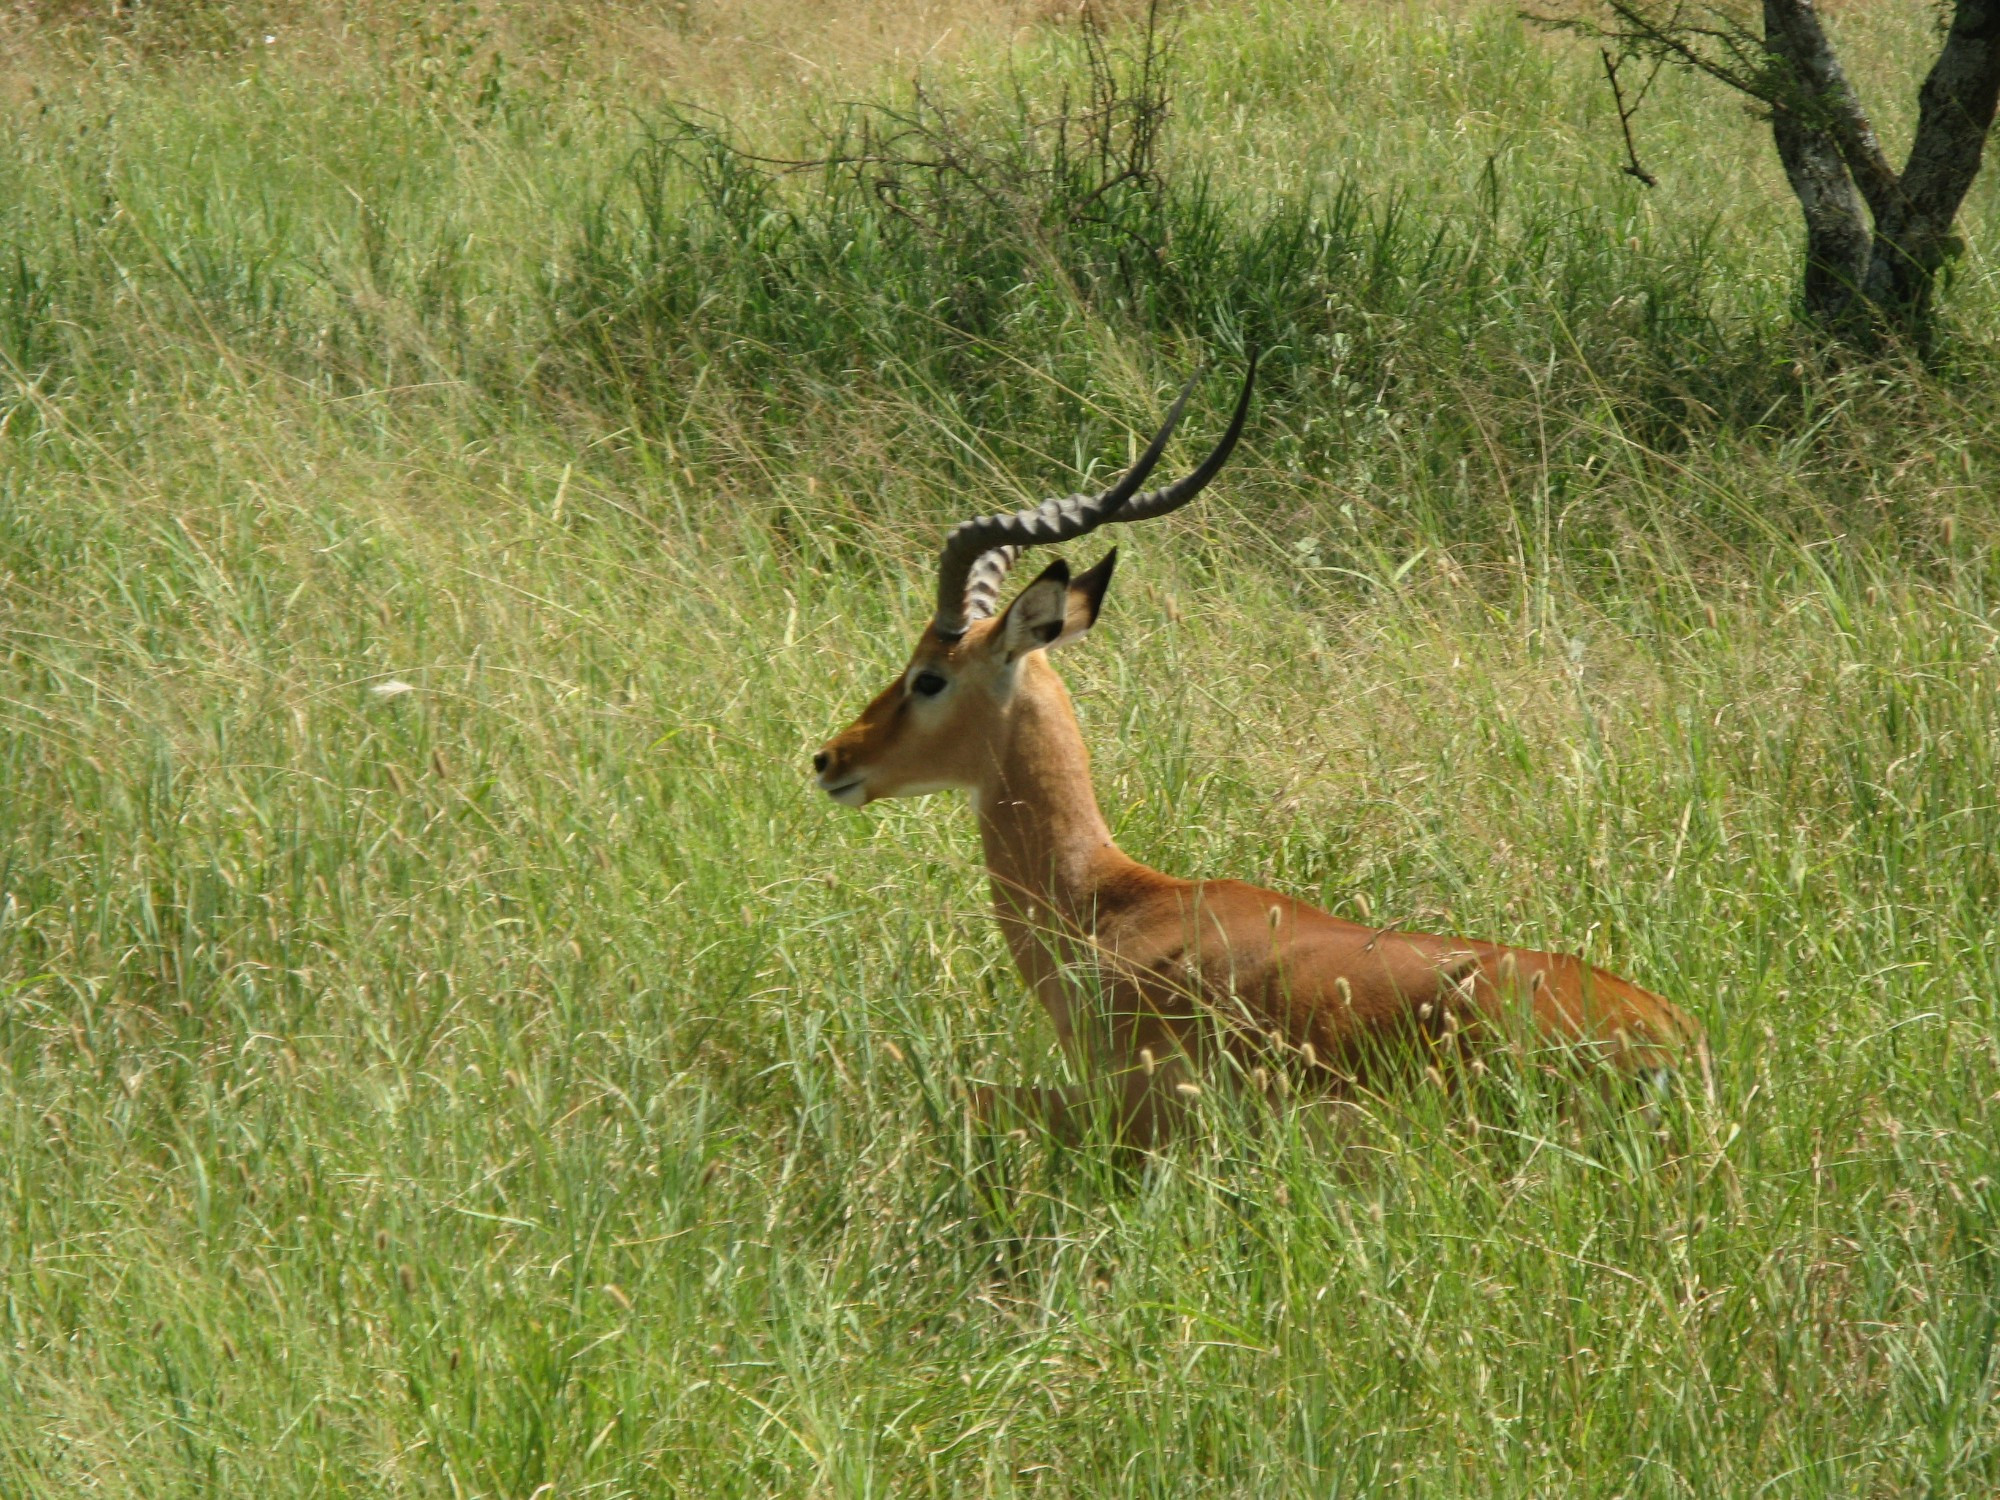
[{"xmin": 813, "ymin": 357, "xmax": 1257, "ymax": 807}]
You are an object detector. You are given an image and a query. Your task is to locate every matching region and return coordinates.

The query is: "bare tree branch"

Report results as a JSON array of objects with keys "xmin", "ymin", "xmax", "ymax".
[
  {"xmin": 1601, "ymin": 50, "xmax": 1660, "ymax": 186},
  {"xmin": 1594, "ymin": 0, "xmax": 1773, "ymax": 98}
]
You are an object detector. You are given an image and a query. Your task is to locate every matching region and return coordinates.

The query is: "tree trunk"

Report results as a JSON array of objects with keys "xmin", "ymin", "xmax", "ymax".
[
  {"xmin": 1764, "ymin": 0, "xmax": 2000, "ymax": 347},
  {"xmin": 1765, "ymin": 87, "xmax": 1870, "ymax": 328},
  {"xmin": 1859, "ymin": 0, "xmax": 2000, "ymax": 336}
]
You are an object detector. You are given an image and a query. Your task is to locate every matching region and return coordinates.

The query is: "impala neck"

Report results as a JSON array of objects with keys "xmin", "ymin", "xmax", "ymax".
[{"xmin": 974, "ymin": 655, "xmax": 1131, "ymax": 929}]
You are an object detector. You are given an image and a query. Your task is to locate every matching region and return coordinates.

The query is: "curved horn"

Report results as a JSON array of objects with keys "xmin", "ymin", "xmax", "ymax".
[
  {"xmin": 1106, "ymin": 349, "xmax": 1258, "ymax": 524},
  {"xmin": 931, "ymin": 355, "xmax": 1258, "ymax": 639},
  {"xmin": 931, "ymin": 373, "xmax": 1197, "ymax": 639}
]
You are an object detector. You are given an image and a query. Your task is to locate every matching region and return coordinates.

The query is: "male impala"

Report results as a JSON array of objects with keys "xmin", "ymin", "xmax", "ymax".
[{"xmin": 814, "ymin": 360, "xmax": 1703, "ymax": 1144}]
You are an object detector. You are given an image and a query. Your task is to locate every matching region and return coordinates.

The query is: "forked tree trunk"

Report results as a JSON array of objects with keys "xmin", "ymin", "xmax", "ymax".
[{"xmin": 1764, "ymin": 0, "xmax": 2000, "ymax": 346}]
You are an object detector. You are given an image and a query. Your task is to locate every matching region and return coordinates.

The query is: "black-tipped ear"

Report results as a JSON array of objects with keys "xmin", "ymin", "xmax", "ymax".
[
  {"xmin": 1065, "ymin": 548, "xmax": 1118, "ymax": 639},
  {"xmin": 1028, "ymin": 558, "xmax": 1072, "ymax": 591}
]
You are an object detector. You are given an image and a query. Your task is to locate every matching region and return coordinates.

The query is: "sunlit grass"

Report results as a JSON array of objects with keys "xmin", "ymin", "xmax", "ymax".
[{"xmin": 3, "ymin": 2, "xmax": 1999, "ymax": 1495}]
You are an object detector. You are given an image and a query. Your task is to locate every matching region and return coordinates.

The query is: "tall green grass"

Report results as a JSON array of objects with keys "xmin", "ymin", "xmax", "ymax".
[{"xmin": 3, "ymin": 2, "xmax": 2000, "ymax": 1494}]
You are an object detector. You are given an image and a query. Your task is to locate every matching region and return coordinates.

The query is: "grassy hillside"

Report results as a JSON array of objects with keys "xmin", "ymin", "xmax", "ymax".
[{"xmin": 4, "ymin": 2, "xmax": 2000, "ymax": 1494}]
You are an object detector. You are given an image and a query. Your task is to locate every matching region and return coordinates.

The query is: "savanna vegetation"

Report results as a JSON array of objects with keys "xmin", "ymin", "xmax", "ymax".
[{"xmin": 4, "ymin": 1, "xmax": 2000, "ymax": 1494}]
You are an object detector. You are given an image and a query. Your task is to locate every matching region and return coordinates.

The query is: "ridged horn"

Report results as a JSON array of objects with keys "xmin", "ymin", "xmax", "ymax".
[
  {"xmin": 931, "ymin": 354, "xmax": 1258, "ymax": 639},
  {"xmin": 931, "ymin": 374, "xmax": 1195, "ymax": 639}
]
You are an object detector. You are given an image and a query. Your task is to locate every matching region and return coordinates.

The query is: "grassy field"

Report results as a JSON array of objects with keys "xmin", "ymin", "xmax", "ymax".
[{"xmin": 5, "ymin": 1, "xmax": 2000, "ymax": 1494}]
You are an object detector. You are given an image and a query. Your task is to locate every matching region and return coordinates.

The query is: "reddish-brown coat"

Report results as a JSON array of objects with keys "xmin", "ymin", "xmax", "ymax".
[{"xmin": 817, "ymin": 574, "xmax": 1702, "ymax": 1145}]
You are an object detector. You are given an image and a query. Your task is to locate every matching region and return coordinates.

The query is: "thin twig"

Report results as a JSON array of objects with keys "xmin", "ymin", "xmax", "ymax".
[{"xmin": 1601, "ymin": 49, "xmax": 1659, "ymax": 187}]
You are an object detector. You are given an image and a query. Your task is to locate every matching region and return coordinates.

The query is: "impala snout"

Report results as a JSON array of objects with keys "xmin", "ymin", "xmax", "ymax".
[{"xmin": 812, "ymin": 741, "xmax": 871, "ymax": 806}]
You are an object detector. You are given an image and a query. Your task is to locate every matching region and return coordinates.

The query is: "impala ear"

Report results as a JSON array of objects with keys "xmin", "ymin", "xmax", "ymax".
[
  {"xmin": 997, "ymin": 552, "xmax": 1116, "ymax": 661},
  {"xmin": 997, "ymin": 559, "xmax": 1073, "ymax": 661},
  {"xmin": 1060, "ymin": 548, "xmax": 1117, "ymax": 644}
]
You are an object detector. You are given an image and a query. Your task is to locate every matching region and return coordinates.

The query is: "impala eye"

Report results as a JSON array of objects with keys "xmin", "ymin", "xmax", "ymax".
[{"xmin": 911, "ymin": 671, "xmax": 948, "ymax": 698}]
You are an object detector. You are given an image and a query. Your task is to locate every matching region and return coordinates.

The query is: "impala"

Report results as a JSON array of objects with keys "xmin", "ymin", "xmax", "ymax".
[{"xmin": 813, "ymin": 361, "xmax": 1703, "ymax": 1144}]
